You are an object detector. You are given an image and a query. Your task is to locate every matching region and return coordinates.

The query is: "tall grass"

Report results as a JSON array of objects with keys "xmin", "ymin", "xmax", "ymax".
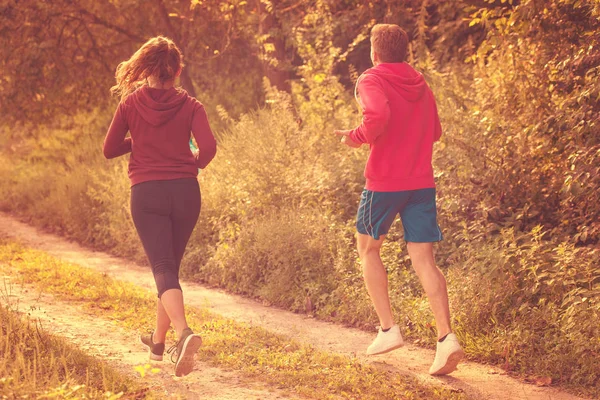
[{"xmin": 0, "ymin": 297, "xmax": 141, "ymax": 399}]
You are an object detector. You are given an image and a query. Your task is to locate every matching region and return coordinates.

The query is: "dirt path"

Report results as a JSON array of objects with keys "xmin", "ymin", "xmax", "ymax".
[
  {"xmin": 0, "ymin": 277, "xmax": 296, "ymax": 400},
  {"xmin": 0, "ymin": 212, "xmax": 589, "ymax": 400}
]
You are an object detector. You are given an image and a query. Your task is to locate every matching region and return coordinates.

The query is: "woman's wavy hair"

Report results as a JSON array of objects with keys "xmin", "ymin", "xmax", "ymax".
[{"xmin": 111, "ymin": 36, "xmax": 184, "ymax": 99}]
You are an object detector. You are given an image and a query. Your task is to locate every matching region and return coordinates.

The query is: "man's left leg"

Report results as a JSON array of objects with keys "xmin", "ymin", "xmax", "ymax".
[
  {"xmin": 355, "ymin": 189, "xmax": 407, "ymax": 356},
  {"xmin": 401, "ymin": 188, "xmax": 464, "ymax": 375},
  {"xmin": 406, "ymin": 242, "xmax": 451, "ymax": 339},
  {"xmin": 408, "ymin": 241, "xmax": 463, "ymax": 375}
]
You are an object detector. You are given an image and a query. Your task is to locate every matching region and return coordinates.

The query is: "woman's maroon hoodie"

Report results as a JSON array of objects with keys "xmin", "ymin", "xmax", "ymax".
[{"xmin": 103, "ymin": 86, "xmax": 217, "ymax": 186}]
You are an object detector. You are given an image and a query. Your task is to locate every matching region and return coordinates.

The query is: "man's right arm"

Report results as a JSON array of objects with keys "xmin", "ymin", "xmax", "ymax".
[
  {"xmin": 432, "ymin": 92, "xmax": 442, "ymax": 142},
  {"xmin": 348, "ymin": 74, "xmax": 390, "ymax": 145}
]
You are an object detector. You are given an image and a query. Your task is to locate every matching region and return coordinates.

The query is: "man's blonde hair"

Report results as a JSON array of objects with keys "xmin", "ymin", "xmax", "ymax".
[{"xmin": 371, "ymin": 24, "xmax": 409, "ymax": 63}]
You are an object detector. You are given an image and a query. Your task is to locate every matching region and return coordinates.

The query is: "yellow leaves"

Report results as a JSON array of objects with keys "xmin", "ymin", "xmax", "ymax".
[
  {"xmin": 133, "ymin": 364, "xmax": 160, "ymax": 378},
  {"xmin": 190, "ymin": 0, "xmax": 203, "ymax": 8},
  {"xmin": 313, "ymin": 73, "xmax": 326, "ymax": 83},
  {"xmin": 469, "ymin": 18, "xmax": 481, "ymax": 27},
  {"xmin": 263, "ymin": 43, "xmax": 276, "ymax": 53}
]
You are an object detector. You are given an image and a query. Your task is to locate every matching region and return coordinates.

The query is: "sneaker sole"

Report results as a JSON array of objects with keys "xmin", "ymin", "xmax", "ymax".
[
  {"xmin": 366, "ymin": 341, "xmax": 404, "ymax": 356},
  {"xmin": 139, "ymin": 336, "xmax": 163, "ymax": 362},
  {"xmin": 174, "ymin": 334, "xmax": 202, "ymax": 377},
  {"xmin": 430, "ymin": 348, "xmax": 465, "ymax": 376}
]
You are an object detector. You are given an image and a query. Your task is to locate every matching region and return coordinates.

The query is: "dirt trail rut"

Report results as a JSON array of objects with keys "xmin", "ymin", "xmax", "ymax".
[{"xmin": 0, "ymin": 212, "xmax": 589, "ymax": 400}]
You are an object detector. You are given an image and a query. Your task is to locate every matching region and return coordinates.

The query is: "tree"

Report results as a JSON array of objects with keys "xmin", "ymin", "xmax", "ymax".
[{"xmin": 0, "ymin": 0, "xmax": 259, "ymax": 124}]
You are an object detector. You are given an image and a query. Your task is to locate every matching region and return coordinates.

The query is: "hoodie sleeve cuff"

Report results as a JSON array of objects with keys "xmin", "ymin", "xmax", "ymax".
[{"xmin": 348, "ymin": 128, "xmax": 364, "ymax": 144}]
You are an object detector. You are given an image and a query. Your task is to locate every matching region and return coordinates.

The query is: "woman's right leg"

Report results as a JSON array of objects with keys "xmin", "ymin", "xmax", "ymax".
[
  {"xmin": 162, "ymin": 178, "xmax": 201, "ymax": 339},
  {"xmin": 154, "ymin": 298, "xmax": 171, "ymax": 343},
  {"xmin": 160, "ymin": 289, "xmax": 189, "ymax": 338}
]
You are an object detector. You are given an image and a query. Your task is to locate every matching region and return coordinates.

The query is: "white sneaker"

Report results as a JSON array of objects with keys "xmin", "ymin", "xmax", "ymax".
[
  {"xmin": 366, "ymin": 325, "xmax": 404, "ymax": 355},
  {"xmin": 428, "ymin": 333, "xmax": 464, "ymax": 375}
]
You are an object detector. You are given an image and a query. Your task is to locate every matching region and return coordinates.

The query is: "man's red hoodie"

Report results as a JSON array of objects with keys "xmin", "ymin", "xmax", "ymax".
[
  {"xmin": 103, "ymin": 86, "xmax": 217, "ymax": 186},
  {"xmin": 348, "ymin": 62, "xmax": 442, "ymax": 192}
]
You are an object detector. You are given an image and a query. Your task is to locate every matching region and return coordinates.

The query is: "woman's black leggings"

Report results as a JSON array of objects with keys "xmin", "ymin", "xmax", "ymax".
[{"xmin": 130, "ymin": 178, "xmax": 200, "ymax": 298}]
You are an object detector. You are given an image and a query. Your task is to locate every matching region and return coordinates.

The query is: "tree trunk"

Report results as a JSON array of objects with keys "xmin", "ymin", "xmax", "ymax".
[
  {"xmin": 156, "ymin": 0, "xmax": 197, "ymax": 97},
  {"xmin": 178, "ymin": 68, "xmax": 197, "ymax": 98},
  {"xmin": 258, "ymin": 1, "xmax": 291, "ymax": 92}
]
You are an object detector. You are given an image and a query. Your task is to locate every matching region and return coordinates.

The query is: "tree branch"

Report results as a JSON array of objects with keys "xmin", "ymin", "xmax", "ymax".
[{"xmin": 77, "ymin": 8, "xmax": 145, "ymax": 42}]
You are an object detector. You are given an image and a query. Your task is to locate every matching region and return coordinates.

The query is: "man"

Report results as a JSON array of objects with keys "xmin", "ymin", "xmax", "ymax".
[{"xmin": 334, "ymin": 24, "xmax": 464, "ymax": 375}]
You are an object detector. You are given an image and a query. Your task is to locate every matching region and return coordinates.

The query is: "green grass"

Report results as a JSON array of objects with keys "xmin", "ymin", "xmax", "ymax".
[
  {"xmin": 0, "ymin": 240, "xmax": 467, "ymax": 400},
  {"xmin": 0, "ymin": 297, "xmax": 148, "ymax": 399}
]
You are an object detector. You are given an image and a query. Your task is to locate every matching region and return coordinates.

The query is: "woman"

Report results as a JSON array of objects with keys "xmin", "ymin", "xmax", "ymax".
[{"xmin": 103, "ymin": 36, "xmax": 217, "ymax": 377}]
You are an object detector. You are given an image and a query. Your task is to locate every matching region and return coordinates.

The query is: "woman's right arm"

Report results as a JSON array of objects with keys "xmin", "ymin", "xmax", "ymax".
[
  {"xmin": 103, "ymin": 103, "xmax": 132, "ymax": 159},
  {"xmin": 191, "ymin": 105, "xmax": 217, "ymax": 169}
]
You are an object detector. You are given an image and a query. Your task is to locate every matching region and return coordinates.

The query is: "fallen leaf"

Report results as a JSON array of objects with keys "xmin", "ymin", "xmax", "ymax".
[{"xmin": 534, "ymin": 376, "xmax": 552, "ymax": 386}]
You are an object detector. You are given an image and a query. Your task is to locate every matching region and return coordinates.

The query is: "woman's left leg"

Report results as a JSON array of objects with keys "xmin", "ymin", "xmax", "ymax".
[{"xmin": 130, "ymin": 181, "xmax": 180, "ymax": 341}]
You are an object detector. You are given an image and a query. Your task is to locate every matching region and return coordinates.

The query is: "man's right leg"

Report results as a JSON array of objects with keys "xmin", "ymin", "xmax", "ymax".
[
  {"xmin": 358, "ymin": 233, "xmax": 404, "ymax": 355},
  {"xmin": 355, "ymin": 189, "xmax": 405, "ymax": 355},
  {"xmin": 407, "ymin": 243, "xmax": 462, "ymax": 375},
  {"xmin": 357, "ymin": 233, "xmax": 394, "ymax": 330}
]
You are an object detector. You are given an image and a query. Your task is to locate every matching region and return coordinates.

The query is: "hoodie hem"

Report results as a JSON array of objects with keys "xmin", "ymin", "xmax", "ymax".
[
  {"xmin": 130, "ymin": 170, "xmax": 198, "ymax": 187},
  {"xmin": 365, "ymin": 176, "xmax": 435, "ymax": 192}
]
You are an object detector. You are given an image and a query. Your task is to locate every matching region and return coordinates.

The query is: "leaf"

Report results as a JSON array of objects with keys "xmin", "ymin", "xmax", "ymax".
[
  {"xmin": 469, "ymin": 18, "xmax": 481, "ymax": 27},
  {"xmin": 133, "ymin": 365, "xmax": 146, "ymax": 378},
  {"xmin": 534, "ymin": 376, "xmax": 552, "ymax": 386},
  {"xmin": 313, "ymin": 73, "xmax": 326, "ymax": 83}
]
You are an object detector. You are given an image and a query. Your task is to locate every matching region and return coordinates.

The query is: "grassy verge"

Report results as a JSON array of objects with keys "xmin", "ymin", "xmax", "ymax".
[
  {"xmin": 0, "ymin": 296, "xmax": 147, "ymax": 399},
  {"xmin": 2, "ymin": 104, "xmax": 598, "ymax": 398},
  {"xmin": 0, "ymin": 240, "xmax": 466, "ymax": 400}
]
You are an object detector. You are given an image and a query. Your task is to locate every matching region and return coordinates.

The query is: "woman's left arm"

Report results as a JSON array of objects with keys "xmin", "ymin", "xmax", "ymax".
[
  {"xmin": 103, "ymin": 103, "xmax": 132, "ymax": 159},
  {"xmin": 191, "ymin": 104, "xmax": 217, "ymax": 169}
]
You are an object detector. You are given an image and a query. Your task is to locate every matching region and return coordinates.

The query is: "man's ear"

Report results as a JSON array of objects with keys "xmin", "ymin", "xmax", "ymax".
[{"xmin": 371, "ymin": 50, "xmax": 380, "ymax": 65}]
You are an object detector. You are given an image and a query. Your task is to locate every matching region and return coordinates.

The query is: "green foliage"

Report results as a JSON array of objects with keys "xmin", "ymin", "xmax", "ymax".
[
  {"xmin": 463, "ymin": 0, "xmax": 600, "ymax": 244},
  {"xmin": 446, "ymin": 225, "xmax": 600, "ymax": 389},
  {"xmin": 0, "ymin": 111, "xmax": 146, "ymax": 262}
]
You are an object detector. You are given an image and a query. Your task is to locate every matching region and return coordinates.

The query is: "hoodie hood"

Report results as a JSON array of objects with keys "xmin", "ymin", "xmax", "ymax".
[
  {"xmin": 364, "ymin": 63, "xmax": 427, "ymax": 102},
  {"xmin": 129, "ymin": 86, "xmax": 188, "ymax": 127}
]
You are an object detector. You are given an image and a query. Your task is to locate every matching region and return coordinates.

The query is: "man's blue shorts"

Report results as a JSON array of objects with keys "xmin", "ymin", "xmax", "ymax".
[{"xmin": 356, "ymin": 188, "xmax": 443, "ymax": 242}]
